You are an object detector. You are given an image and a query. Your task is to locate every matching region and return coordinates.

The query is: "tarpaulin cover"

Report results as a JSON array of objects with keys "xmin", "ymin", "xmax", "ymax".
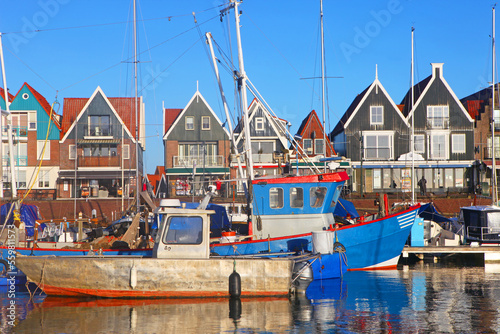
[
  {"xmin": 333, "ymin": 198, "xmax": 360, "ymax": 218},
  {"xmin": 1, "ymin": 203, "xmax": 41, "ymax": 237},
  {"xmin": 418, "ymin": 202, "xmax": 452, "ymax": 224}
]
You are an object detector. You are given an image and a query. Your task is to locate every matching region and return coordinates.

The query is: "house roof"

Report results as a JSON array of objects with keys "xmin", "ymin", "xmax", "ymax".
[
  {"xmin": 294, "ymin": 109, "xmax": 336, "ymax": 155},
  {"xmin": 61, "ymin": 90, "xmax": 142, "ymax": 140},
  {"xmin": 16, "ymin": 82, "xmax": 62, "ymax": 130},
  {"xmin": 399, "ymin": 75, "xmax": 432, "ymax": 117},
  {"xmin": 460, "ymin": 85, "xmax": 497, "ymax": 120},
  {"xmin": 0, "ymin": 87, "xmax": 14, "ymax": 103},
  {"xmin": 163, "ymin": 108, "xmax": 182, "ymax": 134},
  {"xmin": 330, "ymin": 84, "xmax": 371, "ymax": 137}
]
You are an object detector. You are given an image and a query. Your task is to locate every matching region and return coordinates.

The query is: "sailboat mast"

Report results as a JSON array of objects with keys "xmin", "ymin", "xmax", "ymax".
[
  {"xmin": 0, "ymin": 33, "xmax": 17, "ymax": 199},
  {"xmin": 411, "ymin": 27, "xmax": 415, "ymax": 204},
  {"xmin": 320, "ymin": 0, "xmax": 327, "ymax": 172},
  {"xmin": 233, "ymin": 0, "xmax": 254, "ymax": 181},
  {"xmin": 133, "ymin": 0, "xmax": 140, "ymax": 213},
  {"xmin": 492, "ymin": 6, "xmax": 498, "ymax": 205}
]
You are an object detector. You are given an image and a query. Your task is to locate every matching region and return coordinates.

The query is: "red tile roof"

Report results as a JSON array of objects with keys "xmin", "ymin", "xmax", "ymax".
[
  {"xmin": 62, "ymin": 94, "xmax": 142, "ymax": 139},
  {"xmin": 466, "ymin": 100, "xmax": 482, "ymax": 119},
  {"xmin": 164, "ymin": 108, "xmax": 182, "ymax": 134},
  {"xmin": 0, "ymin": 87, "xmax": 14, "ymax": 102}
]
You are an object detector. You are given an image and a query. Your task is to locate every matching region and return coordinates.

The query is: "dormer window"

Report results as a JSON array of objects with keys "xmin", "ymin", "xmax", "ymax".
[
  {"xmin": 370, "ymin": 106, "xmax": 383, "ymax": 125},
  {"xmin": 427, "ymin": 106, "xmax": 449, "ymax": 129}
]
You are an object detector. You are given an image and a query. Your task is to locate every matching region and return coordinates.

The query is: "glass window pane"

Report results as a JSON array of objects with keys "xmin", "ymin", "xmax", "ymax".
[
  {"xmin": 270, "ymin": 188, "xmax": 284, "ymax": 209},
  {"xmin": 164, "ymin": 216, "xmax": 203, "ymax": 244},
  {"xmin": 290, "ymin": 187, "xmax": 303, "ymax": 208},
  {"xmin": 310, "ymin": 187, "xmax": 327, "ymax": 207}
]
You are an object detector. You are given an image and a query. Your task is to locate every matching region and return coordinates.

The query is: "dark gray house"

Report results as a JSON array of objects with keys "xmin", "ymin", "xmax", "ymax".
[
  {"xmin": 331, "ymin": 69, "xmax": 409, "ymax": 193},
  {"xmin": 399, "ymin": 63, "xmax": 474, "ymax": 192}
]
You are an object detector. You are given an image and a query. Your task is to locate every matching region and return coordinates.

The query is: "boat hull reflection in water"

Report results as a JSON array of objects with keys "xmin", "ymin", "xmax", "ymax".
[{"xmin": 7, "ymin": 265, "xmax": 500, "ymax": 333}]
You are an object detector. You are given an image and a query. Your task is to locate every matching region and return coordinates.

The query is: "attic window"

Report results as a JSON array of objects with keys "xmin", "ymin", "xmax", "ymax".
[
  {"xmin": 186, "ymin": 116, "xmax": 194, "ymax": 130},
  {"xmin": 202, "ymin": 116, "xmax": 210, "ymax": 130},
  {"xmin": 22, "ymin": 93, "xmax": 29, "ymax": 100},
  {"xmin": 370, "ymin": 106, "xmax": 383, "ymax": 125},
  {"xmin": 255, "ymin": 117, "xmax": 264, "ymax": 131}
]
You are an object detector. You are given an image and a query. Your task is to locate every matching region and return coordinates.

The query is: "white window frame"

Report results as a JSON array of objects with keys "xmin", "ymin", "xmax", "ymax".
[
  {"xmin": 37, "ymin": 140, "xmax": 50, "ymax": 161},
  {"xmin": 63, "ymin": 180, "xmax": 69, "ymax": 191},
  {"xmin": 429, "ymin": 131, "xmax": 449, "ymax": 160},
  {"xmin": 414, "ymin": 135, "xmax": 425, "ymax": 153},
  {"xmin": 370, "ymin": 106, "xmax": 384, "ymax": 125},
  {"xmin": 38, "ymin": 170, "xmax": 50, "ymax": 188},
  {"xmin": 427, "ymin": 105, "xmax": 449, "ymax": 129},
  {"xmin": 185, "ymin": 116, "xmax": 194, "ymax": 131},
  {"xmin": 363, "ymin": 131, "xmax": 394, "ymax": 160},
  {"xmin": 255, "ymin": 117, "xmax": 264, "ymax": 131},
  {"xmin": 314, "ymin": 139, "xmax": 324, "ymax": 155},
  {"xmin": 123, "ymin": 144, "xmax": 130, "ymax": 160},
  {"xmin": 201, "ymin": 116, "xmax": 210, "ymax": 130},
  {"xmin": 452, "ymin": 134, "xmax": 466, "ymax": 154},
  {"xmin": 28, "ymin": 111, "xmax": 37, "ymax": 130},
  {"xmin": 69, "ymin": 145, "xmax": 76, "ymax": 160},
  {"xmin": 17, "ymin": 169, "xmax": 26, "ymax": 189},
  {"xmin": 303, "ymin": 139, "xmax": 313, "ymax": 154}
]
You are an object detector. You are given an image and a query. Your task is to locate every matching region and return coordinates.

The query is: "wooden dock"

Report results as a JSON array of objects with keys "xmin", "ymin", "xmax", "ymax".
[{"xmin": 403, "ymin": 246, "xmax": 500, "ymax": 263}]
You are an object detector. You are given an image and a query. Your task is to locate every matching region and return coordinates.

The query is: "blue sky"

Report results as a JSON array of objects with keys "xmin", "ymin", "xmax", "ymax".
[{"xmin": 0, "ymin": 0, "xmax": 495, "ymax": 174}]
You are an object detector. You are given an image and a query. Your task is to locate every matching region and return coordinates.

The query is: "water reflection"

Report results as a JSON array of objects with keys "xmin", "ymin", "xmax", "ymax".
[{"xmin": 3, "ymin": 265, "xmax": 500, "ymax": 333}]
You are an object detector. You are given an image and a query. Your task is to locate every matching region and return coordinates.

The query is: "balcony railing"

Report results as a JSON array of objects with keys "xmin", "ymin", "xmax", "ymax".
[
  {"xmin": 3, "ymin": 155, "xmax": 28, "ymax": 166},
  {"xmin": 78, "ymin": 155, "xmax": 121, "ymax": 167},
  {"xmin": 82, "ymin": 125, "xmax": 113, "ymax": 137},
  {"xmin": 426, "ymin": 118, "xmax": 449, "ymax": 129},
  {"xmin": 2, "ymin": 126, "xmax": 28, "ymax": 138},
  {"xmin": 173, "ymin": 155, "xmax": 224, "ymax": 168}
]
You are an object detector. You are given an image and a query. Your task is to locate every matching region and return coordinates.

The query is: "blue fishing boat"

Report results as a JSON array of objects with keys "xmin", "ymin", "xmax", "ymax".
[{"xmin": 211, "ymin": 171, "xmax": 420, "ymax": 271}]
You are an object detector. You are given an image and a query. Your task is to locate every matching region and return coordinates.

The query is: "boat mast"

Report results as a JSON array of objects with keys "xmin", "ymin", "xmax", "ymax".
[
  {"xmin": 233, "ymin": 0, "xmax": 254, "ymax": 182},
  {"xmin": 320, "ymin": 0, "xmax": 327, "ymax": 172},
  {"xmin": 133, "ymin": 0, "xmax": 140, "ymax": 213},
  {"xmin": 493, "ymin": 6, "xmax": 498, "ymax": 205},
  {"xmin": 0, "ymin": 32, "xmax": 17, "ymax": 200},
  {"xmin": 411, "ymin": 27, "xmax": 415, "ymax": 204},
  {"xmin": 205, "ymin": 32, "xmax": 248, "ymax": 197}
]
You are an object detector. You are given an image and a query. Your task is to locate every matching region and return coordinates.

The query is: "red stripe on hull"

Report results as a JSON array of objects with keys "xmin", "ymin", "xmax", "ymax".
[
  {"xmin": 347, "ymin": 264, "xmax": 398, "ymax": 271},
  {"xmin": 39, "ymin": 284, "xmax": 289, "ymax": 298}
]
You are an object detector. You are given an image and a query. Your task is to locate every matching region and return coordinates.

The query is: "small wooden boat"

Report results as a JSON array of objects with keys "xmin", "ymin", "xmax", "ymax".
[{"xmin": 16, "ymin": 199, "xmax": 335, "ymax": 298}]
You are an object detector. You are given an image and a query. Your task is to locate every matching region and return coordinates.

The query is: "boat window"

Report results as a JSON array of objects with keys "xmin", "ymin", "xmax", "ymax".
[
  {"xmin": 290, "ymin": 187, "xmax": 303, "ymax": 208},
  {"xmin": 269, "ymin": 188, "xmax": 284, "ymax": 209},
  {"xmin": 330, "ymin": 185, "xmax": 343, "ymax": 207},
  {"xmin": 310, "ymin": 187, "xmax": 327, "ymax": 208},
  {"xmin": 164, "ymin": 216, "xmax": 203, "ymax": 244},
  {"xmin": 487, "ymin": 212, "xmax": 500, "ymax": 229}
]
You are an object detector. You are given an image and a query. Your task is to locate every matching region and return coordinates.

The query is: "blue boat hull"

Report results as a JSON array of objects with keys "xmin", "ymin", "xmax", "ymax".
[{"xmin": 211, "ymin": 205, "xmax": 419, "ymax": 271}]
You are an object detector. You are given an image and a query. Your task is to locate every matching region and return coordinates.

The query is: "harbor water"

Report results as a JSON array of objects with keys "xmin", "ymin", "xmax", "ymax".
[{"xmin": 2, "ymin": 262, "xmax": 500, "ymax": 333}]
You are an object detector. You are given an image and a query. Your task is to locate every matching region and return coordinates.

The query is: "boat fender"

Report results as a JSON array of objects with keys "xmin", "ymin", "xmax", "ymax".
[
  {"xmin": 229, "ymin": 261, "xmax": 241, "ymax": 298},
  {"xmin": 333, "ymin": 242, "xmax": 346, "ymax": 253},
  {"xmin": 130, "ymin": 264, "xmax": 137, "ymax": 289},
  {"xmin": 256, "ymin": 216, "xmax": 262, "ymax": 231}
]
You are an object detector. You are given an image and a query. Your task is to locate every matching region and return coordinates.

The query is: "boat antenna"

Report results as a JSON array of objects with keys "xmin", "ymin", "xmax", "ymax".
[{"xmin": 493, "ymin": 5, "xmax": 498, "ymax": 205}]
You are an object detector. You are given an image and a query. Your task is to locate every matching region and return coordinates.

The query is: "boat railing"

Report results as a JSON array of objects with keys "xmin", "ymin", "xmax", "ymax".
[{"xmin": 465, "ymin": 225, "xmax": 500, "ymax": 243}]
